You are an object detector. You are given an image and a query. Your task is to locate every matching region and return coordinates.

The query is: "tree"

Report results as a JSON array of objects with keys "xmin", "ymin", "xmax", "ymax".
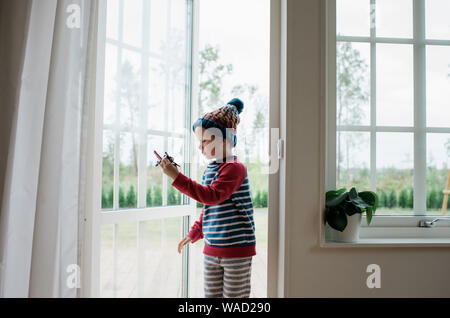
[
  {"xmin": 427, "ymin": 188, "xmax": 438, "ymax": 210},
  {"xmin": 146, "ymin": 188, "xmax": 152, "ymax": 207},
  {"xmin": 336, "ymin": 42, "xmax": 369, "ymax": 183},
  {"xmin": 378, "ymin": 189, "xmax": 388, "ymax": 208},
  {"xmin": 407, "ymin": 188, "xmax": 414, "ymax": 209},
  {"xmin": 388, "ymin": 190, "xmax": 397, "ymax": 209},
  {"xmin": 126, "ymin": 185, "xmax": 137, "ymax": 208},
  {"xmin": 254, "ymin": 191, "xmax": 261, "ymax": 208},
  {"xmin": 168, "ymin": 186, "xmax": 177, "ymax": 205},
  {"xmin": 398, "ymin": 188, "xmax": 408, "ymax": 209},
  {"xmin": 261, "ymin": 190, "xmax": 268, "ymax": 208},
  {"xmin": 153, "ymin": 186, "xmax": 162, "ymax": 206},
  {"xmin": 198, "ymin": 44, "xmax": 233, "ymax": 116},
  {"xmin": 119, "ymin": 186, "xmax": 126, "ymax": 208}
]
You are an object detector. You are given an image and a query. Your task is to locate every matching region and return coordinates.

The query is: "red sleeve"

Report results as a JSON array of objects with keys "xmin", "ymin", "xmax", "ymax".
[
  {"xmin": 171, "ymin": 162, "xmax": 246, "ymax": 206},
  {"xmin": 187, "ymin": 208, "xmax": 203, "ymax": 243}
]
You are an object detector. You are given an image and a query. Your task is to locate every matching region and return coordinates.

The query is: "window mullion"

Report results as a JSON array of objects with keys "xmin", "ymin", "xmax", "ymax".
[
  {"xmin": 370, "ymin": 0, "xmax": 377, "ymax": 192},
  {"xmin": 326, "ymin": 0, "xmax": 336, "ymax": 191},
  {"xmin": 413, "ymin": 0, "xmax": 427, "ymax": 215}
]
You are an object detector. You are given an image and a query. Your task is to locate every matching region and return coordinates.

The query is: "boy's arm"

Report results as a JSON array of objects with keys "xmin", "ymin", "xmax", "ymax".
[
  {"xmin": 186, "ymin": 207, "xmax": 203, "ymax": 243},
  {"xmin": 172, "ymin": 163, "xmax": 246, "ymax": 205}
]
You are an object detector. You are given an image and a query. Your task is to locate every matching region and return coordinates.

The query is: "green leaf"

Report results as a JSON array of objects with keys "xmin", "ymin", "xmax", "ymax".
[
  {"xmin": 350, "ymin": 196, "xmax": 370, "ymax": 209},
  {"xmin": 358, "ymin": 191, "xmax": 376, "ymax": 205},
  {"xmin": 325, "ymin": 188, "xmax": 347, "ymax": 199},
  {"xmin": 343, "ymin": 201, "xmax": 362, "ymax": 216},
  {"xmin": 326, "ymin": 192, "xmax": 348, "ymax": 207},
  {"xmin": 326, "ymin": 208, "xmax": 348, "ymax": 232},
  {"xmin": 349, "ymin": 187, "xmax": 358, "ymax": 200},
  {"xmin": 366, "ymin": 206, "xmax": 373, "ymax": 225}
]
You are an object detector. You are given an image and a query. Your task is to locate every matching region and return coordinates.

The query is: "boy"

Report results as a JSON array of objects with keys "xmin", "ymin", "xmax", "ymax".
[{"xmin": 159, "ymin": 98, "xmax": 256, "ymax": 298}]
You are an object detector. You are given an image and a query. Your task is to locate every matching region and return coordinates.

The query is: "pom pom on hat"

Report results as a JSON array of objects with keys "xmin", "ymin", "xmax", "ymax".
[{"xmin": 227, "ymin": 98, "xmax": 244, "ymax": 114}]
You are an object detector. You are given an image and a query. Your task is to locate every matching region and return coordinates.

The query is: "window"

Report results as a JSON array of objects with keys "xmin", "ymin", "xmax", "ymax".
[
  {"xmin": 327, "ymin": 0, "xmax": 450, "ymax": 225},
  {"xmin": 96, "ymin": 0, "xmax": 195, "ymax": 297}
]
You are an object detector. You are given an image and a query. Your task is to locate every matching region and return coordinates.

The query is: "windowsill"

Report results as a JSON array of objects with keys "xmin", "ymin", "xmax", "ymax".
[{"xmin": 321, "ymin": 237, "xmax": 450, "ymax": 248}]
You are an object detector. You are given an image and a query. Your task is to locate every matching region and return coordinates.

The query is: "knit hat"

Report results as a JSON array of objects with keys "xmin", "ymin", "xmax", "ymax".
[{"xmin": 192, "ymin": 98, "xmax": 244, "ymax": 147}]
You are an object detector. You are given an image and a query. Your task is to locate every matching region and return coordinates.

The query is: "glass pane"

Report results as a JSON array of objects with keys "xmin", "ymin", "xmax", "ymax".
[
  {"xmin": 171, "ymin": 0, "xmax": 188, "ymax": 33},
  {"xmin": 336, "ymin": 0, "xmax": 371, "ymax": 37},
  {"xmin": 167, "ymin": 83, "xmax": 186, "ymax": 135},
  {"xmin": 426, "ymin": 134, "xmax": 450, "ymax": 214},
  {"xmin": 426, "ymin": 0, "xmax": 450, "ymax": 40},
  {"xmin": 148, "ymin": 57, "xmax": 166, "ymax": 132},
  {"xmin": 106, "ymin": 0, "xmax": 119, "ymax": 40},
  {"xmin": 100, "ymin": 224, "xmax": 114, "ymax": 297},
  {"xmin": 336, "ymin": 42, "xmax": 370, "ymax": 126},
  {"xmin": 122, "ymin": 0, "xmax": 142, "ymax": 47},
  {"xmin": 376, "ymin": 133, "xmax": 414, "ymax": 215},
  {"xmin": 376, "ymin": 44, "xmax": 413, "ymax": 126},
  {"xmin": 120, "ymin": 49, "xmax": 142, "ymax": 130},
  {"xmin": 103, "ymin": 44, "xmax": 117, "ymax": 126},
  {"xmin": 100, "ymin": 222, "xmax": 138, "ymax": 297},
  {"xmin": 376, "ymin": 0, "xmax": 413, "ymax": 38},
  {"xmin": 336, "ymin": 131, "xmax": 371, "ymax": 191},
  {"xmin": 147, "ymin": 135, "xmax": 164, "ymax": 207},
  {"xmin": 167, "ymin": 137, "xmax": 184, "ymax": 206},
  {"xmin": 149, "ymin": 0, "xmax": 168, "ymax": 55},
  {"xmin": 102, "ymin": 130, "xmax": 115, "ymax": 210},
  {"xmin": 141, "ymin": 217, "xmax": 183, "ymax": 297},
  {"xmin": 119, "ymin": 132, "xmax": 138, "ymax": 209},
  {"xmin": 426, "ymin": 46, "xmax": 450, "ymax": 128}
]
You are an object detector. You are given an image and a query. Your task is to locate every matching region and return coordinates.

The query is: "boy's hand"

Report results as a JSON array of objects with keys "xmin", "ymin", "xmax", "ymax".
[
  {"xmin": 159, "ymin": 157, "xmax": 180, "ymax": 180},
  {"xmin": 178, "ymin": 236, "xmax": 192, "ymax": 254}
]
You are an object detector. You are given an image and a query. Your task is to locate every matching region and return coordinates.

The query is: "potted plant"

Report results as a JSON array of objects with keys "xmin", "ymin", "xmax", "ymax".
[{"xmin": 324, "ymin": 187, "xmax": 378, "ymax": 243}]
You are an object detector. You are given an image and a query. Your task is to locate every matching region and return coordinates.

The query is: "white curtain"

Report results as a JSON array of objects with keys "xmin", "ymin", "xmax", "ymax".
[{"xmin": 0, "ymin": 0, "xmax": 98, "ymax": 297}]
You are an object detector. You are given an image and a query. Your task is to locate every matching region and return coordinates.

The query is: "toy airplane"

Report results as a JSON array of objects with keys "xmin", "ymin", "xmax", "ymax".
[{"xmin": 154, "ymin": 150, "xmax": 180, "ymax": 168}]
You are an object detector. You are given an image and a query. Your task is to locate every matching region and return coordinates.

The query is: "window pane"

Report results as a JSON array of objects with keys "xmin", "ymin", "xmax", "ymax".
[
  {"xmin": 102, "ymin": 130, "xmax": 115, "ymax": 210},
  {"xmin": 426, "ymin": 0, "xmax": 450, "ymax": 40},
  {"xmin": 149, "ymin": 0, "xmax": 168, "ymax": 55},
  {"xmin": 376, "ymin": 0, "xmax": 413, "ymax": 38},
  {"xmin": 336, "ymin": 0, "xmax": 370, "ymax": 37},
  {"xmin": 148, "ymin": 57, "xmax": 166, "ymax": 131},
  {"xmin": 100, "ymin": 224, "xmax": 114, "ymax": 297},
  {"xmin": 103, "ymin": 44, "xmax": 117, "ymax": 126},
  {"xmin": 122, "ymin": 0, "xmax": 142, "ymax": 47},
  {"xmin": 120, "ymin": 49, "xmax": 142, "ymax": 130},
  {"xmin": 336, "ymin": 131, "xmax": 371, "ymax": 191},
  {"xmin": 141, "ymin": 217, "xmax": 183, "ymax": 297},
  {"xmin": 120, "ymin": 132, "xmax": 138, "ymax": 209},
  {"xmin": 100, "ymin": 219, "xmax": 183, "ymax": 298},
  {"xmin": 426, "ymin": 46, "xmax": 450, "ymax": 128},
  {"xmin": 106, "ymin": 0, "xmax": 119, "ymax": 41},
  {"xmin": 336, "ymin": 42, "xmax": 370, "ymax": 126},
  {"xmin": 376, "ymin": 133, "xmax": 414, "ymax": 215},
  {"xmin": 426, "ymin": 134, "xmax": 450, "ymax": 214},
  {"xmin": 376, "ymin": 44, "xmax": 413, "ymax": 126},
  {"xmin": 147, "ymin": 135, "xmax": 164, "ymax": 207}
]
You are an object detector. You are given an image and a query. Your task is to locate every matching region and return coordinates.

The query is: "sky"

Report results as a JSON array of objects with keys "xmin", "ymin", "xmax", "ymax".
[{"xmin": 198, "ymin": 0, "xmax": 270, "ymax": 102}]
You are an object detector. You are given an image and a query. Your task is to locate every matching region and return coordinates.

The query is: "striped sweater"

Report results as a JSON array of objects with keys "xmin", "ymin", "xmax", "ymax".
[{"xmin": 171, "ymin": 155, "xmax": 256, "ymax": 258}]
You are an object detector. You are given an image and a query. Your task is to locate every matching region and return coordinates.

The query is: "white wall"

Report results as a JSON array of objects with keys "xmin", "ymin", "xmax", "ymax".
[{"xmin": 279, "ymin": 0, "xmax": 450, "ymax": 297}]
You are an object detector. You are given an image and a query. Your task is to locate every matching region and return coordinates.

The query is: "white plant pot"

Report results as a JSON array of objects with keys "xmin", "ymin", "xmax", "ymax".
[{"xmin": 328, "ymin": 213, "xmax": 362, "ymax": 243}]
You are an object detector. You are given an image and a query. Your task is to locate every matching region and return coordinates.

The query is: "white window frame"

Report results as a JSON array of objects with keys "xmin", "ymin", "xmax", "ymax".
[
  {"xmin": 82, "ymin": 0, "xmax": 197, "ymax": 297},
  {"xmin": 323, "ymin": 0, "xmax": 450, "ymax": 245}
]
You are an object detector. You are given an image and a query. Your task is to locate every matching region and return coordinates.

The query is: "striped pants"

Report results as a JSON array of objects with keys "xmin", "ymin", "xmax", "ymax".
[{"xmin": 203, "ymin": 254, "xmax": 253, "ymax": 298}]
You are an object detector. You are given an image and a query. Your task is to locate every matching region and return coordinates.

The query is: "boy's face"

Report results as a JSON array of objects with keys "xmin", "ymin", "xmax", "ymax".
[{"xmin": 194, "ymin": 127, "xmax": 226, "ymax": 160}]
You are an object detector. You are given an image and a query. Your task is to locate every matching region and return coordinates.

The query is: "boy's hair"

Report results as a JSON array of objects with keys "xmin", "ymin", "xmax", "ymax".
[{"xmin": 192, "ymin": 98, "xmax": 244, "ymax": 147}]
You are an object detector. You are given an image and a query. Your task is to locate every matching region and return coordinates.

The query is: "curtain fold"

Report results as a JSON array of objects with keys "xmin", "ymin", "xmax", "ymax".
[{"xmin": 0, "ymin": 0, "xmax": 98, "ymax": 297}]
